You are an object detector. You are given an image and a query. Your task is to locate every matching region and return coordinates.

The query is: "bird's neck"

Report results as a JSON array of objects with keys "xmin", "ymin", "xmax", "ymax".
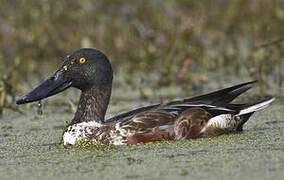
[{"xmin": 72, "ymin": 85, "xmax": 112, "ymax": 124}]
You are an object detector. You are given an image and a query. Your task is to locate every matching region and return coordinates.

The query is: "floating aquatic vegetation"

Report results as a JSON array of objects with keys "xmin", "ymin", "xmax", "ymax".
[
  {"xmin": 0, "ymin": 80, "xmax": 5, "ymax": 116},
  {"xmin": 74, "ymin": 140, "xmax": 116, "ymax": 151}
]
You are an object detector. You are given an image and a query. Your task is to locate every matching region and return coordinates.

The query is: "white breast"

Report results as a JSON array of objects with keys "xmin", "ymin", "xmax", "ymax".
[{"xmin": 63, "ymin": 121, "xmax": 102, "ymax": 146}]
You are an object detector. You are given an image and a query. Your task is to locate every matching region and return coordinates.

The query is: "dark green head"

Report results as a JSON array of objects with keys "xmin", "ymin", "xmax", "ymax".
[
  {"xmin": 62, "ymin": 48, "xmax": 113, "ymax": 90},
  {"xmin": 16, "ymin": 48, "xmax": 113, "ymax": 104}
]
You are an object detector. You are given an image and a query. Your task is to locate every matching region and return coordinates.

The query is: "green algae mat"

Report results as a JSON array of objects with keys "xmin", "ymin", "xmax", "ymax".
[{"xmin": 0, "ymin": 102, "xmax": 283, "ymax": 180}]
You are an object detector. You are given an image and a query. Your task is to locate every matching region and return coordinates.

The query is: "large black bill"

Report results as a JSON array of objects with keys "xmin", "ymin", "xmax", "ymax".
[{"xmin": 16, "ymin": 72, "xmax": 72, "ymax": 105}]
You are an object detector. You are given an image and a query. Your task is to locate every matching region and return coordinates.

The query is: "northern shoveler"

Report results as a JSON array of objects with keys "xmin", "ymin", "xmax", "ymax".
[{"xmin": 16, "ymin": 48, "xmax": 275, "ymax": 146}]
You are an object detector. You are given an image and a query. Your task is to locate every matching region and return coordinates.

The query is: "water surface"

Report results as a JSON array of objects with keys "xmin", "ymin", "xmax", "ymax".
[{"xmin": 0, "ymin": 99, "xmax": 283, "ymax": 180}]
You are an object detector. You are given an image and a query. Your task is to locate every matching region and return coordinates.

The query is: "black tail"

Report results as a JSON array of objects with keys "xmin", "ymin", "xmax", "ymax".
[
  {"xmin": 227, "ymin": 97, "xmax": 275, "ymax": 131},
  {"xmin": 184, "ymin": 80, "xmax": 257, "ymax": 106}
]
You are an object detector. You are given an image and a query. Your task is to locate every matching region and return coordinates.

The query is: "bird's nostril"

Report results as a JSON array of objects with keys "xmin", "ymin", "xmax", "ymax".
[{"xmin": 16, "ymin": 95, "xmax": 28, "ymax": 104}]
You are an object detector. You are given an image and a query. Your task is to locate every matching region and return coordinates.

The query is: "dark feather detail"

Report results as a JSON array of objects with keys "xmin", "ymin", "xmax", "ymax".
[
  {"xmin": 119, "ymin": 110, "xmax": 175, "ymax": 132},
  {"xmin": 174, "ymin": 108, "xmax": 211, "ymax": 139},
  {"xmin": 226, "ymin": 96, "xmax": 274, "ymax": 111},
  {"xmin": 226, "ymin": 96, "xmax": 275, "ymax": 131},
  {"xmin": 182, "ymin": 80, "xmax": 257, "ymax": 106},
  {"xmin": 235, "ymin": 113, "xmax": 253, "ymax": 131},
  {"xmin": 127, "ymin": 130, "xmax": 172, "ymax": 144},
  {"xmin": 107, "ymin": 81, "xmax": 256, "ymax": 122},
  {"xmin": 107, "ymin": 104, "xmax": 159, "ymax": 123},
  {"xmin": 101, "ymin": 81, "xmax": 274, "ymax": 145}
]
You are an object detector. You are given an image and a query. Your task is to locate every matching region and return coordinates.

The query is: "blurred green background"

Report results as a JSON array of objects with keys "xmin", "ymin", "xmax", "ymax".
[{"xmin": 0, "ymin": 0, "xmax": 283, "ymax": 114}]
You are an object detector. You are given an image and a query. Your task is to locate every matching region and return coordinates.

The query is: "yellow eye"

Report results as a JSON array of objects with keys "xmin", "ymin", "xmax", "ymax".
[
  {"xmin": 63, "ymin": 65, "xmax": 68, "ymax": 71},
  {"xmin": 79, "ymin": 57, "xmax": 86, "ymax": 64}
]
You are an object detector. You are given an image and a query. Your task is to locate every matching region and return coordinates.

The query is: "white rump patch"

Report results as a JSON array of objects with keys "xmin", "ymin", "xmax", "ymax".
[{"xmin": 201, "ymin": 114, "xmax": 236, "ymax": 133}]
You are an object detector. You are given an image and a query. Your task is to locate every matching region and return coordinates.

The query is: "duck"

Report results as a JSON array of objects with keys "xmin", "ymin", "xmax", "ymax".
[{"xmin": 16, "ymin": 48, "xmax": 275, "ymax": 146}]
